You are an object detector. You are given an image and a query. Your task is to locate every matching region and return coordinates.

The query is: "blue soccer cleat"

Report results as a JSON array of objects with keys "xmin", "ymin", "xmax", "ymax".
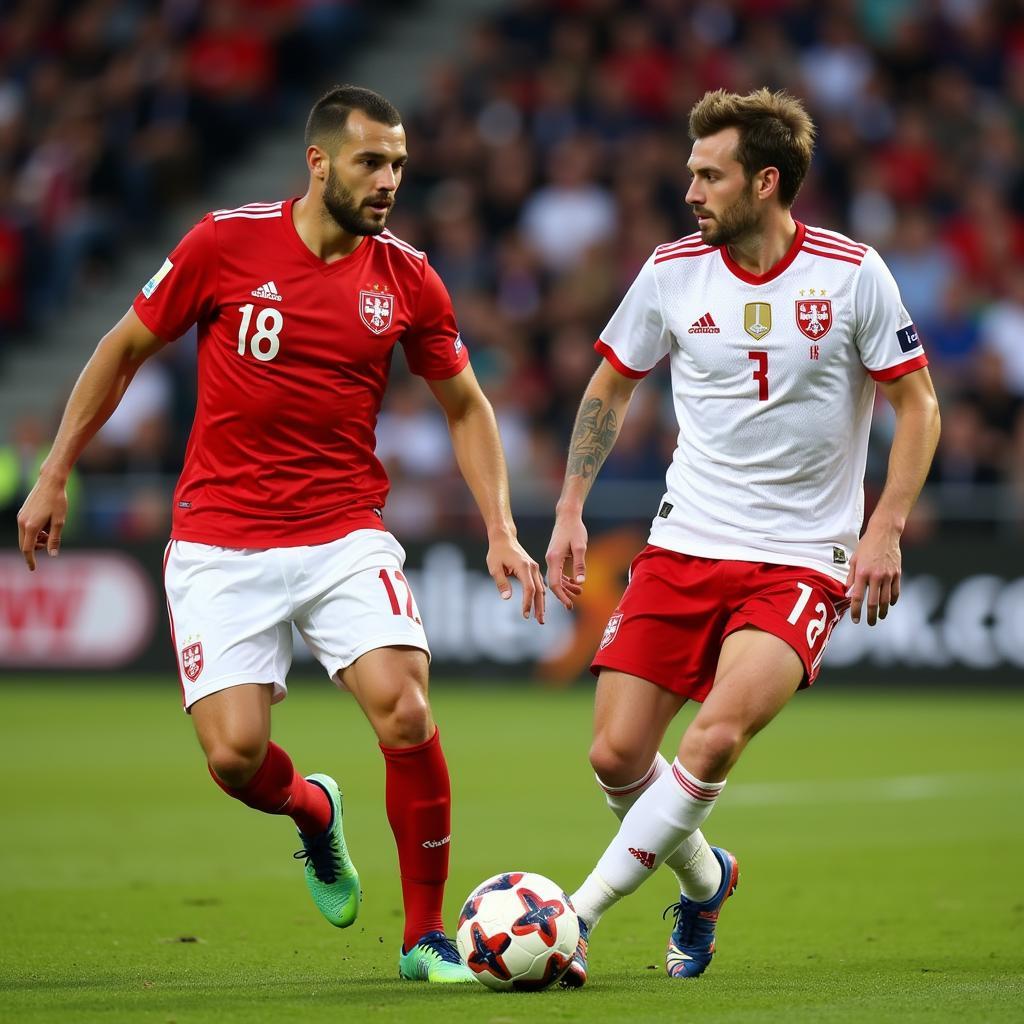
[
  {"xmin": 664, "ymin": 846, "xmax": 739, "ymax": 979},
  {"xmin": 559, "ymin": 916, "xmax": 590, "ymax": 988}
]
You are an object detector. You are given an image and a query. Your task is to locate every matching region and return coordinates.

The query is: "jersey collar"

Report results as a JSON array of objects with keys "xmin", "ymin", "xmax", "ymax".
[
  {"xmin": 281, "ymin": 197, "xmax": 371, "ymax": 274},
  {"xmin": 719, "ymin": 221, "xmax": 805, "ymax": 285}
]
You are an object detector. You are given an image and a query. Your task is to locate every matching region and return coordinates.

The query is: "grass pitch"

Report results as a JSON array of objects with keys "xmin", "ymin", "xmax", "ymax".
[{"xmin": 1, "ymin": 678, "xmax": 1022, "ymax": 1023}]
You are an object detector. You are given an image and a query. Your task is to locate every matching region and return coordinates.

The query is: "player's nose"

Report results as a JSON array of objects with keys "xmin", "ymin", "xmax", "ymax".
[{"xmin": 376, "ymin": 166, "xmax": 399, "ymax": 191}]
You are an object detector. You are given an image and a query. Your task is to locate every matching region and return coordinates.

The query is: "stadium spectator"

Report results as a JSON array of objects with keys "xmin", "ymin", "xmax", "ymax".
[
  {"xmin": 978, "ymin": 272, "xmax": 1024, "ymax": 397},
  {"xmin": 186, "ymin": 0, "xmax": 276, "ymax": 161},
  {"xmin": 0, "ymin": 170, "xmax": 24, "ymax": 340},
  {"xmin": 0, "ymin": 0, "xmax": 371, "ymax": 331},
  {"xmin": 920, "ymin": 279, "xmax": 981, "ymax": 383},
  {"xmin": 882, "ymin": 208, "xmax": 956, "ymax": 338},
  {"xmin": 519, "ymin": 134, "xmax": 617, "ymax": 271}
]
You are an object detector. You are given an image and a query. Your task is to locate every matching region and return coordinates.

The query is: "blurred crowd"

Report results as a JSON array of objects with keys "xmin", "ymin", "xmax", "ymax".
[
  {"xmin": 0, "ymin": 0, "xmax": 369, "ymax": 340},
  {"xmin": 4, "ymin": 0, "xmax": 1024, "ymax": 542}
]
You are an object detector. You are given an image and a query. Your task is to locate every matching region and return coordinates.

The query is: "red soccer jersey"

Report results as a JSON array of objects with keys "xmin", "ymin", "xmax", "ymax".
[{"xmin": 132, "ymin": 198, "xmax": 469, "ymax": 548}]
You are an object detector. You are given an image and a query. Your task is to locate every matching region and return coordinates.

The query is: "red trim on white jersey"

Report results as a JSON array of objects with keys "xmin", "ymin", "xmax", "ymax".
[
  {"xmin": 654, "ymin": 245, "xmax": 716, "ymax": 265},
  {"xmin": 801, "ymin": 245, "xmax": 864, "ymax": 266},
  {"xmin": 720, "ymin": 221, "xmax": 806, "ymax": 283},
  {"xmin": 595, "ymin": 338, "xmax": 649, "ymax": 379},
  {"xmin": 868, "ymin": 353, "xmax": 929, "ymax": 381},
  {"xmin": 803, "ymin": 227, "xmax": 866, "ymax": 256},
  {"xmin": 655, "ymin": 232, "xmax": 704, "ymax": 256}
]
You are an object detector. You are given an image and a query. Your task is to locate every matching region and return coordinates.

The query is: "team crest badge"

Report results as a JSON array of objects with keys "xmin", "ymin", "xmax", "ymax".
[
  {"xmin": 360, "ymin": 289, "xmax": 393, "ymax": 334},
  {"xmin": 796, "ymin": 299, "xmax": 832, "ymax": 340},
  {"xmin": 744, "ymin": 302, "xmax": 772, "ymax": 340},
  {"xmin": 182, "ymin": 642, "xmax": 204, "ymax": 682},
  {"xmin": 600, "ymin": 613, "xmax": 623, "ymax": 650}
]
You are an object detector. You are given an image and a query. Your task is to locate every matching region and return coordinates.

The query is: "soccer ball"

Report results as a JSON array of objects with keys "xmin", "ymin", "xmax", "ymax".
[{"xmin": 456, "ymin": 871, "xmax": 580, "ymax": 991}]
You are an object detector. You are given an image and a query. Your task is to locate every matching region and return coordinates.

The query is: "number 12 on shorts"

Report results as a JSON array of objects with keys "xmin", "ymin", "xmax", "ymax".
[
  {"xmin": 379, "ymin": 569, "xmax": 421, "ymax": 624},
  {"xmin": 787, "ymin": 581, "xmax": 829, "ymax": 646}
]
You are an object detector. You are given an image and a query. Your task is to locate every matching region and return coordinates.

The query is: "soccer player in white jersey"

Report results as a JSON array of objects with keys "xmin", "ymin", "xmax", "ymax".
[{"xmin": 545, "ymin": 88, "xmax": 940, "ymax": 986}]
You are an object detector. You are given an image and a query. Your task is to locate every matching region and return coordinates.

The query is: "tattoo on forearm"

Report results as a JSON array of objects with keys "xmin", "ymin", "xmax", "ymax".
[{"xmin": 567, "ymin": 397, "xmax": 618, "ymax": 479}]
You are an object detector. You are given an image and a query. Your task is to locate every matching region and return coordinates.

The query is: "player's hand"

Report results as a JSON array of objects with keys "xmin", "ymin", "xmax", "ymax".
[
  {"xmin": 16, "ymin": 471, "xmax": 69, "ymax": 572},
  {"xmin": 545, "ymin": 512, "xmax": 587, "ymax": 612},
  {"xmin": 486, "ymin": 533, "xmax": 546, "ymax": 624},
  {"xmin": 846, "ymin": 525, "xmax": 902, "ymax": 626}
]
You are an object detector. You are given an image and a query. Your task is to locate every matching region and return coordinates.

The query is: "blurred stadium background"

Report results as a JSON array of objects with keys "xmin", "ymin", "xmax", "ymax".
[
  {"xmin": 1, "ymin": 3, "xmax": 1023, "ymax": 1021},
  {"xmin": 1, "ymin": 0, "xmax": 1023, "ymax": 685}
]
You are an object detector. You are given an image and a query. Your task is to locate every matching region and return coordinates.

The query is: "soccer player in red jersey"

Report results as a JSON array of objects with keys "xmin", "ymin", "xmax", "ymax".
[
  {"xmin": 544, "ymin": 89, "xmax": 941, "ymax": 985},
  {"xmin": 17, "ymin": 85, "xmax": 545, "ymax": 983}
]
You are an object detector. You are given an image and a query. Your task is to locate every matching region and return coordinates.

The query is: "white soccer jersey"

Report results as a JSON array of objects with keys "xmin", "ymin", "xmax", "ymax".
[{"xmin": 596, "ymin": 222, "xmax": 928, "ymax": 582}]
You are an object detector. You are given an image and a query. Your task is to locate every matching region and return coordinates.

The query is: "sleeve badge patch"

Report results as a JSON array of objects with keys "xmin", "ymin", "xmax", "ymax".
[
  {"xmin": 896, "ymin": 324, "xmax": 921, "ymax": 353},
  {"xmin": 142, "ymin": 258, "xmax": 173, "ymax": 299}
]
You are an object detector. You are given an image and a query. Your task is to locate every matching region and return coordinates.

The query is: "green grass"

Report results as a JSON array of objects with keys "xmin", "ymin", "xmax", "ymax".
[{"xmin": 1, "ymin": 679, "xmax": 1022, "ymax": 1023}]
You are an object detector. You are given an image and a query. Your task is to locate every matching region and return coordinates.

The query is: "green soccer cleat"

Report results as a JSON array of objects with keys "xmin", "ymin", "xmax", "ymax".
[
  {"xmin": 292, "ymin": 773, "xmax": 360, "ymax": 928},
  {"xmin": 399, "ymin": 930, "xmax": 476, "ymax": 983}
]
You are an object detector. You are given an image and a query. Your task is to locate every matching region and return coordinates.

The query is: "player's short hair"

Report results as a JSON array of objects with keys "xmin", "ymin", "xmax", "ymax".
[
  {"xmin": 688, "ymin": 88, "xmax": 815, "ymax": 207},
  {"xmin": 304, "ymin": 85, "xmax": 402, "ymax": 151}
]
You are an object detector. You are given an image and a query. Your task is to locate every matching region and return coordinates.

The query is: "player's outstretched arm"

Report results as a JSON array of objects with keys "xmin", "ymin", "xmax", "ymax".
[
  {"xmin": 546, "ymin": 359, "xmax": 640, "ymax": 611},
  {"xmin": 847, "ymin": 367, "xmax": 940, "ymax": 625},
  {"xmin": 427, "ymin": 364, "xmax": 546, "ymax": 623},
  {"xmin": 17, "ymin": 308, "xmax": 166, "ymax": 570}
]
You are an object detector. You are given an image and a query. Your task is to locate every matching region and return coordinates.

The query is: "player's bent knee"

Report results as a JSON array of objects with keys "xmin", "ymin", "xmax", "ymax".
[
  {"xmin": 377, "ymin": 687, "xmax": 433, "ymax": 747},
  {"xmin": 205, "ymin": 742, "xmax": 267, "ymax": 788},
  {"xmin": 683, "ymin": 720, "xmax": 747, "ymax": 777},
  {"xmin": 588, "ymin": 738, "xmax": 648, "ymax": 789}
]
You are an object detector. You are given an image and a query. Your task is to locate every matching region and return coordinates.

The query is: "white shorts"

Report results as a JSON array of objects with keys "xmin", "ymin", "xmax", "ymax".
[{"xmin": 163, "ymin": 529, "xmax": 429, "ymax": 709}]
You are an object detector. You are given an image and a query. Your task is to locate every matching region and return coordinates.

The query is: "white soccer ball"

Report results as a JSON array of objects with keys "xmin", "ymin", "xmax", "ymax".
[{"xmin": 456, "ymin": 871, "xmax": 580, "ymax": 991}]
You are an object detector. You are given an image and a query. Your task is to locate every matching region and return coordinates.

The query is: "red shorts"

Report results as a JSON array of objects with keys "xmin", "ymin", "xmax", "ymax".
[{"xmin": 591, "ymin": 546, "xmax": 850, "ymax": 702}]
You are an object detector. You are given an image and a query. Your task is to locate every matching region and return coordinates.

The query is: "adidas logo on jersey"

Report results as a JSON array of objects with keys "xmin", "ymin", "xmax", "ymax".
[
  {"xmin": 688, "ymin": 312, "xmax": 720, "ymax": 334},
  {"xmin": 251, "ymin": 281, "xmax": 282, "ymax": 302}
]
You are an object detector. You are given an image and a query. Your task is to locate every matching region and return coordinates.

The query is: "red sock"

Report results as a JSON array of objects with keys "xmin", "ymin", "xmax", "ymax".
[
  {"xmin": 209, "ymin": 741, "xmax": 331, "ymax": 836},
  {"xmin": 381, "ymin": 727, "xmax": 451, "ymax": 950}
]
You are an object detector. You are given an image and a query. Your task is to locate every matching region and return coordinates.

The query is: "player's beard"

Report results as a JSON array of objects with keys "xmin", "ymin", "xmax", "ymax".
[
  {"xmin": 694, "ymin": 182, "xmax": 760, "ymax": 247},
  {"xmin": 322, "ymin": 167, "xmax": 390, "ymax": 237}
]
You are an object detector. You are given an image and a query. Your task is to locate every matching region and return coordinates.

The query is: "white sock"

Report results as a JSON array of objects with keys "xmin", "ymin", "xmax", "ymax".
[
  {"xmin": 572, "ymin": 760, "xmax": 724, "ymax": 928},
  {"xmin": 598, "ymin": 755, "xmax": 722, "ymax": 904},
  {"xmin": 668, "ymin": 832, "xmax": 722, "ymax": 903}
]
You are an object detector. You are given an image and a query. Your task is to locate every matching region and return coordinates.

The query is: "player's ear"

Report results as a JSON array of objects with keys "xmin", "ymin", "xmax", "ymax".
[
  {"xmin": 756, "ymin": 166, "xmax": 780, "ymax": 201},
  {"xmin": 307, "ymin": 145, "xmax": 329, "ymax": 181}
]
